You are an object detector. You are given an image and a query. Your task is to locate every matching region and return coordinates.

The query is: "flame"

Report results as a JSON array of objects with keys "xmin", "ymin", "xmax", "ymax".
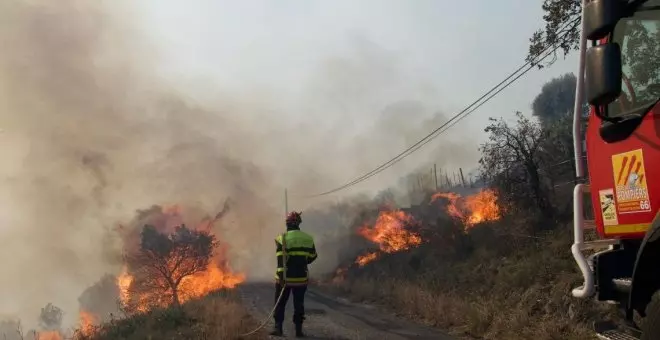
[
  {"xmin": 78, "ymin": 310, "xmax": 98, "ymax": 337},
  {"xmin": 178, "ymin": 264, "xmax": 246, "ymax": 301},
  {"xmin": 355, "ymin": 252, "xmax": 379, "ymax": 266},
  {"xmin": 464, "ymin": 189, "xmax": 500, "ymax": 225},
  {"xmin": 354, "ymin": 210, "xmax": 422, "ymax": 266},
  {"xmin": 331, "ymin": 189, "xmax": 501, "ymax": 283},
  {"xmin": 431, "ymin": 189, "xmax": 501, "ymax": 227},
  {"xmin": 358, "ymin": 210, "xmax": 421, "ymax": 252},
  {"xmin": 116, "ymin": 204, "xmax": 245, "ymax": 314},
  {"xmin": 35, "ymin": 331, "xmax": 62, "ymax": 340},
  {"xmin": 117, "ymin": 266, "xmax": 132, "ymax": 306},
  {"xmin": 430, "ymin": 192, "xmax": 462, "ymax": 219}
]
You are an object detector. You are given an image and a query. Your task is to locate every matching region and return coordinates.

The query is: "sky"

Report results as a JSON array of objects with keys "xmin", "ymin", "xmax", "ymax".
[
  {"xmin": 0, "ymin": 0, "xmax": 581, "ymax": 329},
  {"xmin": 136, "ymin": 0, "xmax": 578, "ymax": 140}
]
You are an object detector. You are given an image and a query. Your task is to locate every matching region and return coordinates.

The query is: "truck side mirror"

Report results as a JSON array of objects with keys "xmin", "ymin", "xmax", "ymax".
[
  {"xmin": 584, "ymin": 0, "xmax": 623, "ymax": 40},
  {"xmin": 585, "ymin": 42, "xmax": 622, "ymax": 107}
]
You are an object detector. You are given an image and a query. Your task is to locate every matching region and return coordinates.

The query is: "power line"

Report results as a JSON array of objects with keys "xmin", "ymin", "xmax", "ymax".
[{"xmin": 294, "ymin": 18, "xmax": 581, "ymax": 198}]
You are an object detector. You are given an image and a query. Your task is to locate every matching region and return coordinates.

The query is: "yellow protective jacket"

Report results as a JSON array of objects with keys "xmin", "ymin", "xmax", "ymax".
[{"xmin": 275, "ymin": 229, "xmax": 318, "ymax": 285}]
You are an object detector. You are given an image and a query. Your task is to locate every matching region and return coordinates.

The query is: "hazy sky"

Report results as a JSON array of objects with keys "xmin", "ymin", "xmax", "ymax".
[{"xmin": 136, "ymin": 0, "xmax": 578, "ymax": 142}]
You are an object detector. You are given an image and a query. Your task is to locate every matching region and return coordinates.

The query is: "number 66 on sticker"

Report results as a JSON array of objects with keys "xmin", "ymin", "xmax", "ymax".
[{"xmin": 640, "ymin": 200, "xmax": 651, "ymax": 210}]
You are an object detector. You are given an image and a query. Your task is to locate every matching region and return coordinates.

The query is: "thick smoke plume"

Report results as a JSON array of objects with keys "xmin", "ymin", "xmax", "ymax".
[{"xmin": 0, "ymin": 0, "xmax": 475, "ymax": 329}]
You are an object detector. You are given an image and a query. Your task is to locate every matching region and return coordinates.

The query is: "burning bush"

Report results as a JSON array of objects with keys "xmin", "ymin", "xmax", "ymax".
[
  {"xmin": 77, "ymin": 274, "xmax": 121, "ymax": 329},
  {"xmin": 64, "ymin": 204, "xmax": 246, "ymax": 338},
  {"xmin": 430, "ymin": 188, "xmax": 501, "ymax": 227},
  {"xmin": 118, "ymin": 205, "xmax": 245, "ymax": 315},
  {"xmin": 355, "ymin": 209, "xmax": 422, "ymax": 267},
  {"xmin": 123, "ymin": 224, "xmax": 217, "ymax": 311},
  {"xmin": 330, "ymin": 188, "xmax": 503, "ymax": 283}
]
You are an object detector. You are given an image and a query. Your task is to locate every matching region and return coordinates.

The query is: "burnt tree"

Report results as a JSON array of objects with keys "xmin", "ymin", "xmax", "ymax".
[
  {"xmin": 127, "ymin": 224, "xmax": 217, "ymax": 309},
  {"xmin": 479, "ymin": 112, "xmax": 554, "ymax": 217}
]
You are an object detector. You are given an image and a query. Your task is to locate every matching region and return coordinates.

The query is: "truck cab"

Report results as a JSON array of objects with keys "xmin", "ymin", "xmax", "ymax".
[{"xmin": 571, "ymin": 0, "xmax": 660, "ymax": 339}]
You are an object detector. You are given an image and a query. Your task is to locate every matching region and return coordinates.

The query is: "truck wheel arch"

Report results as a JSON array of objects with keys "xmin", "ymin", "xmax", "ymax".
[{"xmin": 629, "ymin": 210, "xmax": 660, "ymax": 318}]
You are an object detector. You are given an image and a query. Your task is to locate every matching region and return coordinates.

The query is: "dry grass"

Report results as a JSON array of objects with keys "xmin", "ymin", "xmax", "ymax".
[
  {"xmin": 329, "ymin": 228, "xmax": 618, "ymax": 340},
  {"xmin": 77, "ymin": 290, "xmax": 266, "ymax": 340}
]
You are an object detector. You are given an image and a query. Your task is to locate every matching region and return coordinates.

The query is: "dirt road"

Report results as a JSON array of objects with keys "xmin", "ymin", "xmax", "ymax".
[{"xmin": 239, "ymin": 283, "xmax": 455, "ymax": 340}]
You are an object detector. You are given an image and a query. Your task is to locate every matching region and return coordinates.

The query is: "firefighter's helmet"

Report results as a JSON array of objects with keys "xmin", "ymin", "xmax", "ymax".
[{"xmin": 286, "ymin": 211, "xmax": 302, "ymax": 226}]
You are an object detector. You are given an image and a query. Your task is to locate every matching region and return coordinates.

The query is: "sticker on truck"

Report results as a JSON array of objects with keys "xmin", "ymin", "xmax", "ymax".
[
  {"xmin": 611, "ymin": 149, "xmax": 652, "ymax": 214},
  {"xmin": 599, "ymin": 188, "xmax": 618, "ymax": 226}
]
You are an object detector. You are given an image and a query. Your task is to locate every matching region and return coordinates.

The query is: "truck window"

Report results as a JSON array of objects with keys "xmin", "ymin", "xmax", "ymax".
[{"xmin": 607, "ymin": 3, "xmax": 660, "ymax": 117}]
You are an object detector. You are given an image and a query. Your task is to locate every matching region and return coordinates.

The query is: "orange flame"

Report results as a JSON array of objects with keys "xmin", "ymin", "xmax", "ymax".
[
  {"xmin": 116, "ymin": 204, "xmax": 245, "ymax": 314},
  {"xmin": 117, "ymin": 266, "xmax": 132, "ymax": 306},
  {"xmin": 358, "ymin": 210, "xmax": 421, "ymax": 252},
  {"xmin": 431, "ymin": 188, "xmax": 501, "ymax": 227},
  {"xmin": 355, "ymin": 252, "xmax": 379, "ymax": 267},
  {"xmin": 430, "ymin": 192, "xmax": 463, "ymax": 219},
  {"xmin": 331, "ymin": 189, "xmax": 501, "ymax": 283},
  {"xmin": 355, "ymin": 210, "xmax": 422, "ymax": 266},
  {"xmin": 464, "ymin": 189, "xmax": 501, "ymax": 225},
  {"xmin": 78, "ymin": 310, "xmax": 98, "ymax": 337},
  {"xmin": 178, "ymin": 265, "xmax": 246, "ymax": 301},
  {"xmin": 35, "ymin": 331, "xmax": 62, "ymax": 340}
]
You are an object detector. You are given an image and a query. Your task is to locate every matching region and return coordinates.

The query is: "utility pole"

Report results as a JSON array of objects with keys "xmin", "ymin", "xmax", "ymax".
[
  {"xmin": 459, "ymin": 168, "xmax": 467, "ymax": 187},
  {"xmin": 284, "ymin": 188, "xmax": 289, "ymax": 216},
  {"xmin": 433, "ymin": 164, "xmax": 438, "ymax": 191}
]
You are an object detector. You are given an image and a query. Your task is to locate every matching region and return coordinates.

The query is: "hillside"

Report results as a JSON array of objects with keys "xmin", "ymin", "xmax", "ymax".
[
  {"xmin": 303, "ymin": 72, "xmax": 618, "ymax": 340},
  {"xmin": 317, "ymin": 190, "xmax": 615, "ymax": 340},
  {"xmin": 0, "ymin": 290, "xmax": 266, "ymax": 340}
]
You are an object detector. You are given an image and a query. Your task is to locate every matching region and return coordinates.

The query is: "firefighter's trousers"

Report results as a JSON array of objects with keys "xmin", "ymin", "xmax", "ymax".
[{"xmin": 273, "ymin": 282, "xmax": 307, "ymax": 325}]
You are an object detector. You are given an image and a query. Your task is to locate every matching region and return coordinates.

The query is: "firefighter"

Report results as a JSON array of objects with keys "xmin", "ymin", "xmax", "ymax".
[{"xmin": 270, "ymin": 211, "xmax": 318, "ymax": 337}]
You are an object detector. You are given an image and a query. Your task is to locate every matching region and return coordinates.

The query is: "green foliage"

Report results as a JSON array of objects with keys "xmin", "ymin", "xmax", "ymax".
[
  {"xmin": 479, "ymin": 112, "xmax": 553, "ymax": 217},
  {"xmin": 532, "ymin": 73, "xmax": 576, "ymax": 125},
  {"xmin": 527, "ymin": 0, "xmax": 581, "ymax": 68}
]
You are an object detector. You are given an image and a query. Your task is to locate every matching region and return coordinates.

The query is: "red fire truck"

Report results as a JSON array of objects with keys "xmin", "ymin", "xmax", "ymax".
[{"xmin": 571, "ymin": 0, "xmax": 660, "ymax": 339}]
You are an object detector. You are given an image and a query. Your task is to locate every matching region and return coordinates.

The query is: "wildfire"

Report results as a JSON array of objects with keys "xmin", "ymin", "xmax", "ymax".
[
  {"xmin": 354, "ymin": 210, "xmax": 422, "ymax": 267},
  {"xmin": 78, "ymin": 310, "xmax": 98, "ymax": 337},
  {"xmin": 431, "ymin": 188, "xmax": 501, "ymax": 227},
  {"xmin": 117, "ymin": 266, "xmax": 132, "ymax": 306},
  {"xmin": 331, "ymin": 189, "xmax": 502, "ymax": 284},
  {"xmin": 36, "ymin": 331, "xmax": 62, "ymax": 340},
  {"xmin": 355, "ymin": 252, "xmax": 379, "ymax": 266},
  {"xmin": 116, "ymin": 204, "xmax": 245, "ymax": 314},
  {"xmin": 178, "ymin": 264, "xmax": 246, "ymax": 301},
  {"xmin": 359, "ymin": 210, "xmax": 421, "ymax": 252}
]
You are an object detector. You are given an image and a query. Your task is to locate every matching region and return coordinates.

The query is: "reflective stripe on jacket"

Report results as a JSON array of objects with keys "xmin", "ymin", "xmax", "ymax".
[{"xmin": 275, "ymin": 229, "xmax": 317, "ymax": 285}]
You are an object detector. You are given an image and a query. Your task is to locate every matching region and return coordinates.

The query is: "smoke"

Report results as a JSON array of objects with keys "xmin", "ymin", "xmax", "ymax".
[{"xmin": 0, "ymin": 0, "xmax": 476, "ymax": 329}]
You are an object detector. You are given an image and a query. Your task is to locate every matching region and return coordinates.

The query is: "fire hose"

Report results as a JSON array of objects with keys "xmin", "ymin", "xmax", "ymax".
[{"xmin": 239, "ymin": 233, "xmax": 288, "ymax": 338}]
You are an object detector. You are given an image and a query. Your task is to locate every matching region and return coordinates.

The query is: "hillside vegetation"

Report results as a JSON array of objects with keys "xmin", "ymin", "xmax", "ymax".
[
  {"xmin": 75, "ymin": 291, "xmax": 265, "ymax": 340},
  {"xmin": 311, "ymin": 72, "xmax": 617, "ymax": 340}
]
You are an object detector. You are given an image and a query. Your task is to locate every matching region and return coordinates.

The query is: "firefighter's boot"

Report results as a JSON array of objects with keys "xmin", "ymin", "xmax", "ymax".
[
  {"xmin": 269, "ymin": 323, "xmax": 283, "ymax": 337},
  {"xmin": 294, "ymin": 323, "xmax": 305, "ymax": 338}
]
